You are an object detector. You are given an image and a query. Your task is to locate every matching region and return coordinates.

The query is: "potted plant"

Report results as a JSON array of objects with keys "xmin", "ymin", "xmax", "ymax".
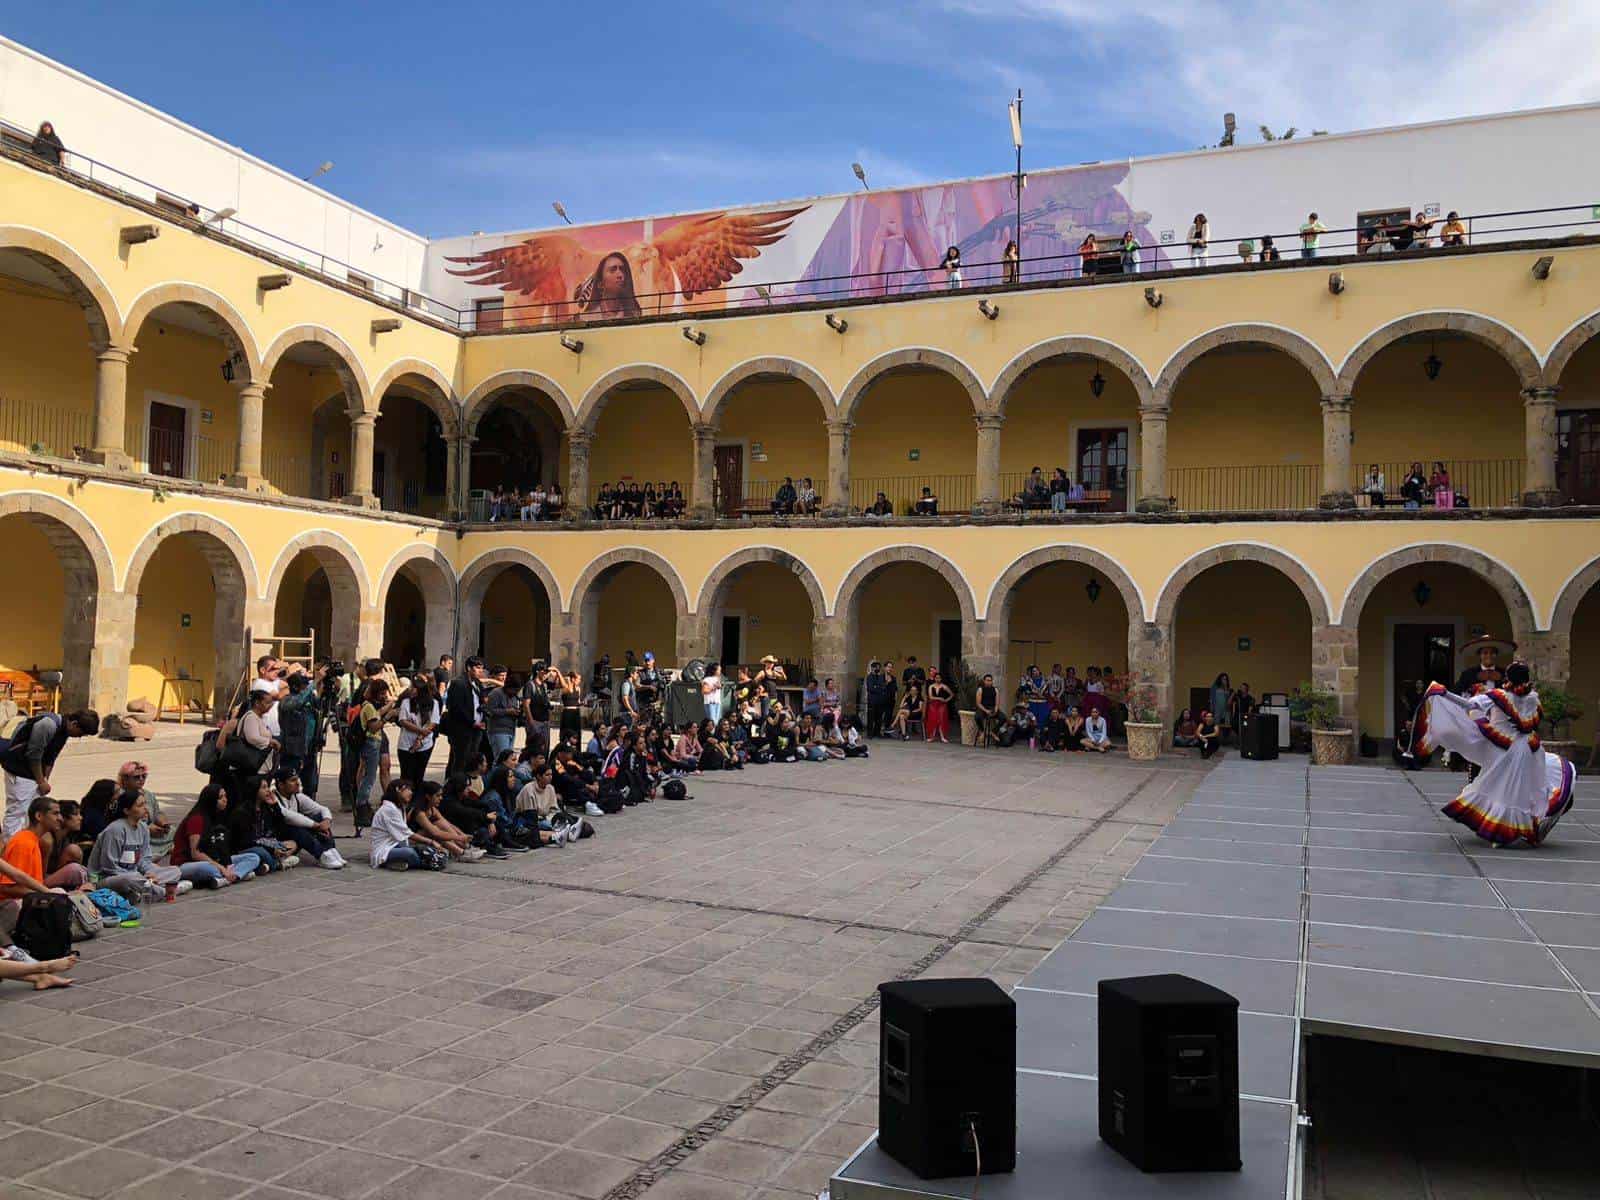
[
  {"xmin": 1539, "ymin": 686, "xmax": 1585, "ymax": 763},
  {"xmin": 1109, "ymin": 672, "xmax": 1163, "ymax": 761},
  {"xmin": 949, "ymin": 661, "xmax": 984, "ymax": 746},
  {"xmin": 1291, "ymin": 682, "xmax": 1352, "ymax": 765}
]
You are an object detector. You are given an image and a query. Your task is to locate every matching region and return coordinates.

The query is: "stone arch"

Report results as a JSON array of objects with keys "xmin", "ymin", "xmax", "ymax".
[
  {"xmin": 122, "ymin": 512, "xmax": 260, "ymax": 598},
  {"xmin": 692, "ymin": 546, "xmax": 828, "ymax": 659},
  {"xmin": 376, "ymin": 545, "xmax": 457, "ymax": 668},
  {"xmin": 457, "ymin": 546, "xmax": 562, "ymax": 667},
  {"xmin": 988, "ymin": 337, "xmax": 1155, "ymax": 414},
  {"xmin": 1153, "ymin": 324, "xmax": 1336, "ymax": 408},
  {"xmin": 1552, "ymin": 555, "xmax": 1600, "ymax": 636},
  {"xmin": 701, "ymin": 358, "xmax": 838, "ymax": 425},
  {"xmin": 1339, "ymin": 543, "xmax": 1537, "ymax": 638},
  {"xmin": 837, "ymin": 348, "xmax": 987, "ymax": 421},
  {"xmin": 1544, "ymin": 312, "xmax": 1600, "ymax": 389},
  {"xmin": 372, "ymin": 358, "xmax": 461, "ymax": 425},
  {"xmin": 0, "ymin": 225, "xmax": 122, "ymax": 348},
  {"xmin": 833, "ymin": 545, "xmax": 978, "ymax": 627},
  {"xmin": 264, "ymin": 530, "xmax": 371, "ymax": 661},
  {"xmin": 574, "ymin": 364, "xmax": 697, "ymax": 432},
  {"xmin": 984, "ymin": 545, "xmax": 1146, "ymax": 624},
  {"xmin": 123, "ymin": 513, "xmax": 258, "ymax": 718},
  {"xmin": 260, "ymin": 324, "xmax": 374, "ymax": 413},
  {"xmin": 461, "ymin": 369, "xmax": 575, "ymax": 434},
  {"xmin": 0, "ymin": 493, "xmax": 117, "ymax": 713},
  {"xmin": 1155, "ymin": 543, "xmax": 1332, "ymax": 629},
  {"xmin": 569, "ymin": 547, "xmax": 691, "ymax": 619},
  {"xmin": 1335, "ymin": 311, "xmax": 1542, "ymax": 394},
  {"xmin": 123, "ymin": 282, "xmax": 263, "ymax": 382}
]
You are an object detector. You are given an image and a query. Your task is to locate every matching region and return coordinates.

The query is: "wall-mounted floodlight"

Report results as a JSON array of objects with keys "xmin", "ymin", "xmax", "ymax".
[
  {"xmin": 978, "ymin": 299, "xmax": 1000, "ymax": 320},
  {"xmin": 681, "ymin": 325, "xmax": 706, "ymax": 347},
  {"xmin": 1328, "ymin": 271, "xmax": 1345, "ymax": 295},
  {"xmin": 560, "ymin": 335, "xmax": 584, "ymax": 354},
  {"xmin": 1144, "ymin": 287, "xmax": 1163, "ymax": 309},
  {"xmin": 825, "ymin": 314, "xmax": 848, "ymax": 334},
  {"xmin": 1532, "ymin": 255, "xmax": 1554, "ymax": 280},
  {"xmin": 120, "ymin": 224, "xmax": 160, "ymax": 246}
]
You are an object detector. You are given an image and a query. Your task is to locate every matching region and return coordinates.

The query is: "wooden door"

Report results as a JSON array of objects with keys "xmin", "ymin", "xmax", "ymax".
[
  {"xmin": 714, "ymin": 444, "xmax": 743, "ymax": 516},
  {"xmin": 1076, "ymin": 427, "xmax": 1129, "ymax": 510},
  {"xmin": 147, "ymin": 401, "xmax": 187, "ymax": 478},
  {"xmin": 1558, "ymin": 410, "xmax": 1600, "ymax": 505}
]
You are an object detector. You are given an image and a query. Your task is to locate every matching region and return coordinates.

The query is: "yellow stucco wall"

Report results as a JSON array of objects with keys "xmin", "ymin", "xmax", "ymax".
[
  {"xmin": 0, "ymin": 517, "xmax": 65, "ymax": 674},
  {"xmin": 1004, "ymin": 561, "xmax": 1131, "ymax": 684},
  {"xmin": 1173, "ymin": 561, "xmax": 1314, "ymax": 715},
  {"xmin": 129, "ymin": 534, "xmax": 215, "ymax": 704},
  {"xmin": 594, "ymin": 563, "xmax": 677, "ymax": 667},
  {"xmin": 717, "ymin": 560, "xmax": 816, "ymax": 667}
]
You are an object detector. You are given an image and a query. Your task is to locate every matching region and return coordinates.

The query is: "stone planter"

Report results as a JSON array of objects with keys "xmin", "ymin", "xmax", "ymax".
[
  {"xmin": 1311, "ymin": 727, "xmax": 1355, "ymax": 766},
  {"xmin": 1125, "ymin": 722, "xmax": 1163, "ymax": 761},
  {"xmin": 1542, "ymin": 738, "xmax": 1579, "ymax": 764},
  {"xmin": 958, "ymin": 710, "xmax": 978, "ymax": 745}
]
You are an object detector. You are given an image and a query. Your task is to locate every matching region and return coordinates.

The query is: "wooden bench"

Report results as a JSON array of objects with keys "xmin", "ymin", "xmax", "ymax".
[
  {"xmin": 1006, "ymin": 489, "xmax": 1113, "ymax": 514},
  {"xmin": 0, "ymin": 670, "xmax": 56, "ymax": 717}
]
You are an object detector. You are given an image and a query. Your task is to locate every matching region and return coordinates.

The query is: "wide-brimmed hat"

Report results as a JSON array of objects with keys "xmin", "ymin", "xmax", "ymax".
[
  {"xmin": 760, "ymin": 655, "xmax": 779, "ymax": 665},
  {"xmin": 1457, "ymin": 634, "xmax": 1516, "ymax": 668}
]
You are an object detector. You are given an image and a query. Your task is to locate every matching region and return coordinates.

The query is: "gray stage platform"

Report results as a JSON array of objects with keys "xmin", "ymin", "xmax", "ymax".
[{"xmin": 831, "ymin": 757, "xmax": 1600, "ymax": 1199}]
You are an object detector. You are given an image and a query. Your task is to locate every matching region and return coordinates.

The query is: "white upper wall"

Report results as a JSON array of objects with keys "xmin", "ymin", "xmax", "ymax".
[{"xmin": 0, "ymin": 35, "xmax": 430, "ymax": 303}]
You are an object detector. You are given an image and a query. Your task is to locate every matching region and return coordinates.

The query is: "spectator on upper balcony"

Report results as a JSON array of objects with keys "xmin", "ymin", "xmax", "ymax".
[
  {"xmin": 913, "ymin": 487, "xmax": 939, "ymax": 517},
  {"xmin": 1188, "ymin": 214, "xmax": 1209, "ymax": 268},
  {"xmin": 940, "ymin": 246, "xmax": 963, "ymax": 290},
  {"xmin": 1299, "ymin": 212, "xmax": 1327, "ymax": 259},
  {"xmin": 1362, "ymin": 465, "xmax": 1387, "ymax": 507},
  {"xmin": 1439, "ymin": 211, "xmax": 1467, "ymax": 248},
  {"xmin": 1018, "ymin": 467, "xmax": 1048, "ymax": 510},
  {"xmin": 1078, "ymin": 232, "xmax": 1099, "ymax": 277},
  {"xmin": 1430, "ymin": 462, "xmax": 1454, "ymax": 509},
  {"xmin": 1002, "ymin": 239, "xmax": 1020, "ymax": 284},
  {"xmin": 1408, "ymin": 209, "xmax": 1435, "ymax": 250},
  {"xmin": 1387, "ymin": 216, "xmax": 1417, "ymax": 253},
  {"xmin": 1259, "ymin": 235, "xmax": 1281, "ymax": 263},
  {"xmin": 1119, "ymin": 230, "xmax": 1140, "ymax": 274},
  {"xmin": 772, "ymin": 476, "xmax": 798, "ymax": 516},
  {"xmin": 1400, "ymin": 462, "xmax": 1429, "ymax": 509},
  {"xmin": 30, "ymin": 121, "xmax": 64, "ymax": 167},
  {"xmin": 1049, "ymin": 468, "xmax": 1071, "ymax": 512},
  {"xmin": 546, "ymin": 482, "xmax": 563, "ymax": 519},
  {"xmin": 867, "ymin": 492, "xmax": 893, "ymax": 518},
  {"xmin": 1357, "ymin": 224, "xmax": 1380, "ymax": 256},
  {"xmin": 1236, "ymin": 236, "xmax": 1256, "ymax": 263},
  {"xmin": 521, "ymin": 486, "xmax": 545, "ymax": 521},
  {"xmin": 796, "ymin": 477, "xmax": 819, "ymax": 514}
]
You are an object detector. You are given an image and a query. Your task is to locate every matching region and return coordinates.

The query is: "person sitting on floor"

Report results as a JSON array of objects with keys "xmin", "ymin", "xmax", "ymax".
[
  {"xmin": 408, "ymin": 782, "xmax": 483, "ymax": 860},
  {"xmin": 170, "ymin": 785, "xmax": 264, "ymax": 887},
  {"xmin": 1083, "ymin": 709, "xmax": 1112, "ymax": 753},
  {"xmin": 1061, "ymin": 706, "xmax": 1088, "ymax": 751},
  {"xmin": 2, "ymin": 797, "xmax": 91, "ymax": 913},
  {"xmin": 369, "ymin": 780, "xmax": 444, "ymax": 870},
  {"xmin": 87, "ymin": 791, "xmax": 190, "ymax": 901},
  {"xmin": 1172, "ymin": 708, "xmax": 1200, "ymax": 748},
  {"xmin": 115, "ymin": 761, "xmax": 174, "ymax": 863},
  {"xmin": 673, "ymin": 724, "xmax": 703, "ymax": 772},
  {"xmin": 1039, "ymin": 706, "xmax": 1068, "ymax": 751},
  {"xmin": 268, "ymin": 769, "xmax": 346, "ymax": 868},
  {"xmin": 1196, "ymin": 710, "xmax": 1222, "ymax": 759}
]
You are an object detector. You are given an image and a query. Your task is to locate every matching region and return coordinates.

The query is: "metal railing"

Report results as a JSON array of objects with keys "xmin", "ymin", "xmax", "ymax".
[
  {"xmin": 5, "ymin": 120, "xmax": 1598, "ymax": 333},
  {"xmin": 262, "ymin": 449, "xmax": 311, "ymax": 498},
  {"xmin": 850, "ymin": 473, "xmax": 975, "ymax": 515},
  {"xmin": 1355, "ymin": 459, "xmax": 1524, "ymax": 509},
  {"xmin": 998, "ymin": 469, "xmax": 1137, "ymax": 514},
  {"xmin": 142, "ymin": 426, "xmax": 230, "ymax": 484},
  {"xmin": 0, "ymin": 396, "xmax": 92, "ymax": 459},
  {"xmin": 1168, "ymin": 464, "xmax": 1324, "ymax": 512}
]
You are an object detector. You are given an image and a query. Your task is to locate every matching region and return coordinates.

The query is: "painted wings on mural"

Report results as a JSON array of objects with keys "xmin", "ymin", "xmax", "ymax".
[{"xmin": 446, "ymin": 207, "xmax": 808, "ymax": 322}]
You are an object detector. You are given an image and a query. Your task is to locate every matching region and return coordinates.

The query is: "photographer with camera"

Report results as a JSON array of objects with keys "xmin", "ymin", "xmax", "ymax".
[{"xmin": 277, "ymin": 663, "xmax": 325, "ymax": 798}]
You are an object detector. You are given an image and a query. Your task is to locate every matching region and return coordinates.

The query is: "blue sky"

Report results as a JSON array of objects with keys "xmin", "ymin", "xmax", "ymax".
[{"xmin": 8, "ymin": 1, "xmax": 1599, "ymax": 236}]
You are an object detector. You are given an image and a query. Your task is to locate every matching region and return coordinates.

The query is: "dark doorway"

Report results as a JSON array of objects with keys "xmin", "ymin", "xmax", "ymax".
[
  {"xmin": 714, "ymin": 444, "xmax": 743, "ymax": 516},
  {"xmin": 373, "ymin": 450, "xmax": 386, "ymax": 505},
  {"xmin": 1392, "ymin": 623, "xmax": 1454, "ymax": 733},
  {"xmin": 1077, "ymin": 427, "xmax": 1129, "ymax": 511},
  {"xmin": 938, "ymin": 618, "xmax": 963, "ymax": 680},
  {"xmin": 720, "ymin": 614, "xmax": 742, "ymax": 667},
  {"xmin": 147, "ymin": 401, "xmax": 187, "ymax": 478},
  {"xmin": 1558, "ymin": 409, "xmax": 1600, "ymax": 504}
]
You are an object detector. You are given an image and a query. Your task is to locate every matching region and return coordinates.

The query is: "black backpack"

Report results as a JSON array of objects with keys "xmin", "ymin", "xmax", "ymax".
[
  {"xmin": 13, "ymin": 892, "xmax": 74, "ymax": 961},
  {"xmin": 662, "ymin": 779, "xmax": 688, "ymax": 801}
]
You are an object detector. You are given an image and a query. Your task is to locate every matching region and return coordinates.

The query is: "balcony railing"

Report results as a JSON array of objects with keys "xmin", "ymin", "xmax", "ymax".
[
  {"xmin": 143, "ymin": 426, "xmax": 230, "ymax": 484},
  {"xmin": 1168, "ymin": 464, "xmax": 1324, "ymax": 512},
  {"xmin": 262, "ymin": 449, "xmax": 311, "ymax": 498},
  {"xmin": 1357, "ymin": 459, "xmax": 1524, "ymax": 509},
  {"xmin": 0, "ymin": 396, "xmax": 92, "ymax": 459},
  {"xmin": 4, "ymin": 120, "xmax": 1597, "ymax": 333}
]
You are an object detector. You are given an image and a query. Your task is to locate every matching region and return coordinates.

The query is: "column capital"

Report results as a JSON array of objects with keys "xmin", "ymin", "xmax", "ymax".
[
  {"xmin": 1137, "ymin": 402, "xmax": 1170, "ymax": 420},
  {"xmin": 350, "ymin": 410, "xmax": 377, "ymax": 428},
  {"xmin": 692, "ymin": 422, "xmax": 721, "ymax": 443},
  {"xmin": 96, "ymin": 344, "xmax": 135, "ymax": 367},
  {"xmin": 567, "ymin": 429, "xmax": 595, "ymax": 450},
  {"xmin": 825, "ymin": 418, "xmax": 855, "ymax": 436},
  {"xmin": 234, "ymin": 378, "xmax": 270, "ymax": 399},
  {"xmin": 973, "ymin": 411, "xmax": 1006, "ymax": 432},
  {"xmin": 1319, "ymin": 392, "xmax": 1353, "ymax": 412},
  {"xmin": 1522, "ymin": 385, "xmax": 1561, "ymax": 404}
]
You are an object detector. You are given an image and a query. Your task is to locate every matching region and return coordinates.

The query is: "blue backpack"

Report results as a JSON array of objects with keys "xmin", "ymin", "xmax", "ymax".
[{"xmin": 87, "ymin": 888, "xmax": 141, "ymax": 926}]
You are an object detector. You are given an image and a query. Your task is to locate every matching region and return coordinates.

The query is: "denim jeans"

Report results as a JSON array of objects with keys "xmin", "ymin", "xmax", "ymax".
[
  {"xmin": 703, "ymin": 698, "xmax": 721, "ymax": 723},
  {"xmin": 1050, "ymin": 492, "xmax": 1067, "ymax": 511},
  {"xmin": 488, "ymin": 731, "xmax": 515, "ymax": 759},
  {"xmin": 381, "ymin": 846, "xmax": 422, "ymax": 870},
  {"xmin": 355, "ymin": 740, "xmax": 382, "ymax": 809},
  {"xmin": 283, "ymin": 827, "xmax": 335, "ymax": 860},
  {"xmin": 1301, "ymin": 246, "xmax": 1316, "ymax": 259}
]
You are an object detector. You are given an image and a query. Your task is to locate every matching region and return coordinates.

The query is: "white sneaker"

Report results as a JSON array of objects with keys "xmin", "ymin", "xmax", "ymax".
[
  {"xmin": 319, "ymin": 849, "xmax": 345, "ymax": 869},
  {"xmin": 175, "ymin": 880, "xmax": 194, "ymax": 895},
  {"xmin": 585, "ymin": 801, "xmax": 604, "ymax": 817},
  {"xmin": 554, "ymin": 825, "xmax": 570, "ymax": 847},
  {"xmin": 279, "ymin": 854, "xmax": 302, "ymax": 869},
  {"xmin": 462, "ymin": 847, "xmax": 487, "ymax": 862}
]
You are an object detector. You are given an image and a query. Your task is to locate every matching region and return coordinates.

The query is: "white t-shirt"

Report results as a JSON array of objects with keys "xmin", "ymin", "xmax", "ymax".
[
  {"xmin": 253, "ymin": 677, "xmax": 283, "ymax": 736},
  {"xmin": 397, "ymin": 698, "xmax": 441, "ymax": 752},
  {"xmin": 368, "ymin": 800, "xmax": 411, "ymax": 867},
  {"xmin": 1086, "ymin": 715, "xmax": 1109, "ymax": 744}
]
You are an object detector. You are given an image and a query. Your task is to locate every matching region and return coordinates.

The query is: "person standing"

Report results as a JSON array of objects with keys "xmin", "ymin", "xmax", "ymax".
[
  {"xmin": 863, "ymin": 662, "xmax": 891, "ymax": 738},
  {"xmin": 940, "ymin": 246, "xmax": 963, "ymax": 289},
  {"xmin": 1119, "ymin": 229, "xmax": 1140, "ymax": 274},
  {"xmin": 432, "ymin": 654, "xmax": 455, "ymax": 694},
  {"xmin": 443, "ymin": 657, "xmax": 487, "ymax": 778},
  {"xmin": 974, "ymin": 674, "xmax": 1000, "ymax": 746},
  {"xmin": 701, "ymin": 663, "xmax": 724, "ymax": 724},
  {"xmin": 397, "ymin": 676, "xmax": 441, "ymax": 784},
  {"xmin": 1187, "ymin": 213, "xmax": 1209, "ymax": 268},
  {"xmin": 1299, "ymin": 212, "xmax": 1327, "ymax": 259},
  {"xmin": 2, "ymin": 710, "xmax": 99, "ymax": 844},
  {"xmin": 30, "ymin": 121, "xmax": 64, "ymax": 166},
  {"xmin": 924, "ymin": 671, "xmax": 954, "ymax": 744},
  {"xmin": 520, "ymin": 665, "xmax": 552, "ymax": 757},
  {"xmin": 483, "ymin": 667, "xmax": 519, "ymax": 759},
  {"xmin": 277, "ymin": 666, "xmax": 322, "ymax": 799},
  {"xmin": 1002, "ymin": 238, "xmax": 1020, "ymax": 285}
]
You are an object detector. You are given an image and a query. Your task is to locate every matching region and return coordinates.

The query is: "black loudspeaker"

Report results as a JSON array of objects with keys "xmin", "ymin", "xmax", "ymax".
[
  {"xmin": 663, "ymin": 681, "xmax": 704, "ymax": 727},
  {"xmin": 1241, "ymin": 711, "xmax": 1279, "ymax": 760},
  {"xmin": 878, "ymin": 978, "xmax": 1016, "ymax": 1179},
  {"xmin": 680, "ymin": 658, "xmax": 708, "ymax": 683},
  {"xmin": 1098, "ymin": 974, "xmax": 1240, "ymax": 1173}
]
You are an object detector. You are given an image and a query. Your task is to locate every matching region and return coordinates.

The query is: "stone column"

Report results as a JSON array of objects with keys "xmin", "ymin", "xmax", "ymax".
[
  {"xmin": 676, "ymin": 610, "xmax": 711, "ymax": 667},
  {"xmin": 691, "ymin": 423, "xmax": 719, "ymax": 520},
  {"xmin": 1521, "ymin": 630, "xmax": 1572, "ymax": 695},
  {"xmin": 824, "ymin": 419, "xmax": 853, "ymax": 516},
  {"xmin": 1129, "ymin": 620, "xmax": 1174, "ymax": 732},
  {"xmin": 1522, "ymin": 386, "xmax": 1561, "ymax": 506},
  {"xmin": 1318, "ymin": 394, "xmax": 1354, "ymax": 508},
  {"xmin": 812, "ymin": 613, "xmax": 853, "ymax": 712},
  {"xmin": 444, "ymin": 431, "xmax": 468, "ymax": 521},
  {"xmin": 550, "ymin": 611, "xmax": 581, "ymax": 674},
  {"xmin": 1136, "ymin": 404, "xmax": 1171, "ymax": 512},
  {"xmin": 345, "ymin": 413, "xmax": 378, "ymax": 509},
  {"xmin": 566, "ymin": 430, "xmax": 593, "ymax": 520},
  {"xmin": 356, "ymin": 605, "xmax": 386, "ymax": 666},
  {"xmin": 1312, "ymin": 624, "xmax": 1360, "ymax": 738},
  {"xmin": 226, "ymin": 380, "xmax": 269, "ymax": 491},
  {"xmin": 974, "ymin": 413, "xmax": 1005, "ymax": 514},
  {"xmin": 77, "ymin": 591, "xmax": 136, "ymax": 716},
  {"xmin": 85, "ymin": 345, "xmax": 133, "ymax": 470}
]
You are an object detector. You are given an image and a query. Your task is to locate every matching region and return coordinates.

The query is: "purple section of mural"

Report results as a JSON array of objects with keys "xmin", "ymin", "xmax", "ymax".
[{"xmin": 793, "ymin": 163, "xmax": 1163, "ymax": 298}]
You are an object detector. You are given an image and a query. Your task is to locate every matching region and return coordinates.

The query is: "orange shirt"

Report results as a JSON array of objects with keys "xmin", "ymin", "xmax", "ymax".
[{"xmin": 1, "ymin": 829, "xmax": 44, "ymax": 894}]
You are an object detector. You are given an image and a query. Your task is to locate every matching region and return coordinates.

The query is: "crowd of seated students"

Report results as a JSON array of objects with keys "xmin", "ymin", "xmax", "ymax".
[
  {"xmin": 593, "ymin": 481, "xmax": 687, "ymax": 520},
  {"xmin": 970, "ymin": 663, "xmax": 1122, "ymax": 751},
  {"xmin": 487, "ymin": 483, "xmax": 565, "ymax": 522},
  {"xmin": 770, "ymin": 476, "xmax": 820, "ymax": 515}
]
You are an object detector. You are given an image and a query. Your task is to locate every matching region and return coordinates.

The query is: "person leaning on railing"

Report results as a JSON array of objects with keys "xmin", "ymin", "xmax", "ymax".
[
  {"xmin": 29, "ymin": 121, "xmax": 64, "ymax": 167},
  {"xmin": 1439, "ymin": 211, "xmax": 1466, "ymax": 247}
]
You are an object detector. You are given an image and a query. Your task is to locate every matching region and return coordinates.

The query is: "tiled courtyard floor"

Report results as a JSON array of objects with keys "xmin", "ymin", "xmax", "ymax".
[{"xmin": 2, "ymin": 729, "xmax": 1207, "ymax": 1200}]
